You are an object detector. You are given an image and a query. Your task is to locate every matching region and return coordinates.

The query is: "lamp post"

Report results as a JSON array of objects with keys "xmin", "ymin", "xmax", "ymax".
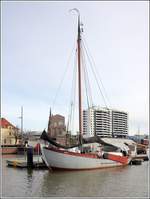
[{"xmin": 18, "ymin": 106, "xmax": 24, "ymax": 140}]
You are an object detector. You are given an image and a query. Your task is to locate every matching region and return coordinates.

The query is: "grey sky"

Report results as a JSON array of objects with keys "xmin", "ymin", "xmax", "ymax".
[{"xmin": 2, "ymin": 1, "xmax": 149, "ymax": 135}]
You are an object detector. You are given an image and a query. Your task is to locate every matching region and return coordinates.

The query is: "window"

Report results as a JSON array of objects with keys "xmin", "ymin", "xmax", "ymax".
[
  {"xmin": 58, "ymin": 121, "xmax": 63, "ymax": 126},
  {"xmin": 54, "ymin": 122, "xmax": 57, "ymax": 127}
]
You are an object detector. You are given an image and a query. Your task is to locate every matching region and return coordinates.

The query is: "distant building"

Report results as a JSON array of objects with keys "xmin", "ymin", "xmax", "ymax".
[
  {"xmin": 83, "ymin": 107, "xmax": 128, "ymax": 138},
  {"xmin": 83, "ymin": 107, "xmax": 111, "ymax": 137},
  {"xmin": 95, "ymin": 108, "xmax": 112, "ymax": 137},
  {"xmin": 0, "ymin": 118, "xmax": 20, "ymax": 145},
  {"xmin": 83, "ymin": 108, "xmax": 95, "ymax": 137},
  {"xmin": 27, "ymin": 131, "xmax": 42, "ymax": 140},
  {"xmin": 26, "ymin": 131, "xmax": 42, "ymax": 147},
  {"xmin": 112, "ymin": 110, "xmax": 128, "ymax": 138},
  {"xmin": 128, "ymin": 135, "xmax": 149, "ymax": 145},
  {"xmin": 48, "ymin": 114, "xmax": 66, "ymax": 139}
]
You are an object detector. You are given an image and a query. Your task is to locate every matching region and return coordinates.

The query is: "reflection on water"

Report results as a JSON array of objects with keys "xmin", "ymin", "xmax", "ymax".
[{"xmin": 2, "ymin": 155, "xmax": 149, "ymax": 197}]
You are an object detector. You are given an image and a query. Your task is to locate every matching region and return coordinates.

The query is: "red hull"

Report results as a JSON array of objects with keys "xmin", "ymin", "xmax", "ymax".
[{"xmin": 107, "ymin": 154, "xmax": 129, "ymax": 164}]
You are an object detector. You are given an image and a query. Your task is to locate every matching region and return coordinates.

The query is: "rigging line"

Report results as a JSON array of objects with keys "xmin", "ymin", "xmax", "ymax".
[
  {"xmin": 71, "ymin": 50, "xmax": 77, "ymax": 134},
  {"xmin": 83, "ymin": 37, "xmax": 111, "ymax": 107},
  {"xmin": 84, "ymin": 60, "xmax": 94, "ymax": 107},
  {"xmin": 81, "ymin": 43, "xmax": 90, "ymax": 108},
  {"xmin": 67, "ymin": 51, "xmax": 76, "ymax": 133},
  {"xmin": 52, "ymin": 43, "xmax": 76, "ymax": 108},
  {"xmin": 72, "ymin": 52, "xmax": 77, "ymax": 134},
  {"xmin": 71, "ymin": 65, "xmax": 77, "ymax": 134},
  {"xmin": 67, "ymin": 71, "xmax": 74, "ymax": 134},
  {"xmin": 82, "ymin": 38, "xmax": 110, "ymax": 107},
  {"xmin": 68, "ymin": 50, "xmax": 77, "ymax": 134},
  {"xmin": 82, "ymin": 39, "xmax": 109, "ymax": 108},
  {"xmin": 82, "ymin": 37, "xmax": 111, "ymax": 108},
  {"xmin": 81, "ymin": 42, "xmax": 93, "ymax": 107},
  {"xmin": 82, "ymin": 41, "xmax": 108, "ymax": 108}
]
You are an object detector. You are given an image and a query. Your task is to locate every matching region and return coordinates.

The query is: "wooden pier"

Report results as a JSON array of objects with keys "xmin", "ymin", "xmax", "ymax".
[
  {"xmin": 132, "ymin": 154, "xmax": 149, "ymax": 161},
  {"xmin": 6, "ymin": 157, "xmax": 48, "ymax": 169},
  {"xmin": 130, "ymin": 159, "xmax": 143, "ymax": 165}
]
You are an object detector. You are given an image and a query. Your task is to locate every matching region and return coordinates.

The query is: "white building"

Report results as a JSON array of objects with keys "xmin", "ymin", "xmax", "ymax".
[
  {"xmin": 94, "ymin": 108, "xmax": 112, "ymax": 137},
  {"xmin": 83, "ymin": 108, "xmax": 95, "ymax": 137},
  {"xmin": 112, "ymin": 110, "xmax": 128, "ymax": 138},
  {"xmin": 83, "ymin": 107, "xmax": 128, "ymax": 138}
]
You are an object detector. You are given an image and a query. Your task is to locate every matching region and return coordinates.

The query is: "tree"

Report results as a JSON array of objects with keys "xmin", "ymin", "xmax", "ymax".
[{"xmin": 13, "ymin": 126, "xmax": 21, "ymax": 145}]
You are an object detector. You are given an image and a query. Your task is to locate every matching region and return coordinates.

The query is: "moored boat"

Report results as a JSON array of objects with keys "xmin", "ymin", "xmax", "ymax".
[
  {"xmin": 41, "ymin": 146, "xmax": 130, "ymax": 171},
  {"xmin": 41, "ymin": 9, "xmax": 132, "ymax": 171},
  {"xmin": 41, "ymin": 130, "xmax": 132, "ymax": 170},
  {"xmin": 1, "ymin": 145, "xmax": 18, "ymax": 154}
]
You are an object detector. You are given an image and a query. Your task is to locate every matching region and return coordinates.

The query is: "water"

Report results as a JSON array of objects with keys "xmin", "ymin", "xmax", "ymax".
[{"xmin": 1, "ymin": 155, "xmax": 149, "ymax": 198}]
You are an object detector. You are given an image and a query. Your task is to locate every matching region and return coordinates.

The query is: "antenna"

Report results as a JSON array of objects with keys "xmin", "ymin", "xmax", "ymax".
[
  {"xmin": 18, "ymin": 106, "xmax": 23, "ymax": 136},
  {"xmin": 138, "ymin": 125, "xmax": 140, "ymax": 143}
]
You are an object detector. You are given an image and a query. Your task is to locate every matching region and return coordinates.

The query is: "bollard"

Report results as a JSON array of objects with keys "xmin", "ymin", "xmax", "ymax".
[{"xmin": 27, "ymin": 146, "xmax": 33, "ymax": 168}]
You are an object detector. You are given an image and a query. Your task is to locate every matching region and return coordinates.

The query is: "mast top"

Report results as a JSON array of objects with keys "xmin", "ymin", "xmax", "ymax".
[
  {"xmin": 69, "ymin": 8, "xmax": 80, "ymax": 17},
  {"xmin": 69, "ymin": 8, "xmax": 83, "ymax": 40}
]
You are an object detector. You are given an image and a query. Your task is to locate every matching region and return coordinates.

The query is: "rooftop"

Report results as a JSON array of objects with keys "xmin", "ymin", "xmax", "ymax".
[{"xmin": 0, "ymin": 118, "xmax": 17, "ymax": 129}]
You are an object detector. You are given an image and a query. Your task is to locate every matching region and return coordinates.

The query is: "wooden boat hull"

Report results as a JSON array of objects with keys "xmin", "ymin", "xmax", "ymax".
[
  {"xmin": 1, "ymin": 146, "xmax": 18, "ymax": 154},
  {"xmin": 41, "ymin": 147, "xmax": 129, "ymax": 170}
]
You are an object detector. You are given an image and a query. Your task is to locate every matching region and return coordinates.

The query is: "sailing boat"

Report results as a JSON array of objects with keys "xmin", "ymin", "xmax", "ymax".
[{"xmin": 41, "ymin": 9, "xmax": 132, "ymax": 170}]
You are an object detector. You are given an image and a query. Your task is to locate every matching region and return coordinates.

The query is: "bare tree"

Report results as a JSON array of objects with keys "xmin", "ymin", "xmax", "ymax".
[{"xmin": 13, "ymin": 126, "xmax": 20, "ymax": 145}]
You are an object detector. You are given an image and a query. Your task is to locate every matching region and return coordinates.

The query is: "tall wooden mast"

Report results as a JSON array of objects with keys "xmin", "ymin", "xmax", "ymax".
[
  {"xmin": 77, "ymin": 12, "xmax": 83, "ymax": 145},
  {"xmin": 70, "ymin": 8, "xmax": 83, "ymax": 145}
]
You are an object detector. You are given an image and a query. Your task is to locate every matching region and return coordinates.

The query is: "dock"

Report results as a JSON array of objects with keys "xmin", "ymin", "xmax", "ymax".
[
  {"xmin": 129, "ymin": 153, "xmax": 149, "ymax": 165},
  {"xmin": 6, "ymin": 156, "xmax": 48, "ymax": 169},
  {"xmin": 132, "ymin": 154, "xmax": 149, "ymax": 161},
  {"xmin": 130, "ymin": 159, "xmax": 143, "ymax": 165}
]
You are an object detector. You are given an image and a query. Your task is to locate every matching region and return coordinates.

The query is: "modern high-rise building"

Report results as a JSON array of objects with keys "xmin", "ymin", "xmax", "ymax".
[
  {"xmin": 111, "ymin": 110, "xmax": 128, "ymax": 138},
  {"xmin": 83, "ymin": 107, "xmax": 128, "ymax": 138},
  {"xmin": 94, "ymin": 108, "xmax": 112, "ymax": 137},
  {"xmin": 83, "ymin": 108, "xmax": 95, "ymax": 137}
]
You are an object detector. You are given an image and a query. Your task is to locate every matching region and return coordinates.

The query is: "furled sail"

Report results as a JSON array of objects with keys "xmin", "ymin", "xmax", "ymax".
[
  {"xmin": 40, "ymin": 130, "xmax": 118, "ymax": 150},
  {"xmin": 40, "ymin": 130, "xmax": 81, "ymax": 149}
]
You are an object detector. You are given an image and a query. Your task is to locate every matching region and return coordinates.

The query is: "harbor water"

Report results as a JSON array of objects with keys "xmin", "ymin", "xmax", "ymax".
[{"xmin": 1, "ymin": 155, "xmax": 149, "ymax": 198}]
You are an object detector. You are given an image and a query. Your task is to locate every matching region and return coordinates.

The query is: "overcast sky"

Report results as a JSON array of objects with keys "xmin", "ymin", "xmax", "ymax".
[{"xmin": 1, "ymin": 1, "xmax": 149, "ymax": 135}]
